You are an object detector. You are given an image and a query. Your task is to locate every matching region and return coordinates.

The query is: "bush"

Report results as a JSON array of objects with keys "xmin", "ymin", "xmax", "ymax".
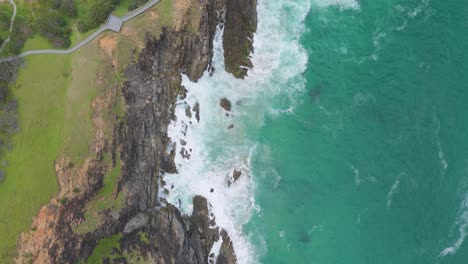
[
  {"xmin": 78, "ymin": 0, "xmax": 121, "ymax": 32},
  {"xmin": 0, "ymin": 61, "xmax": 19, "ymax": 181},
  {"xmin": 0, "ymin": 13, "xmax": 32, "ymax": 56},
  {"xmin": 53, "ymin": 0, "xmax": 77, "ymax": 17},
  {"xmin": 128, "ymin": 0, "xmax": 147, "ymax": 10},
  {"xmin": 60, "ymin": 197, "xmax": 68, "ymax": 205},
  {"xmin": 36, "ymin": 9, "xmax": 72, "ymax": 47}
]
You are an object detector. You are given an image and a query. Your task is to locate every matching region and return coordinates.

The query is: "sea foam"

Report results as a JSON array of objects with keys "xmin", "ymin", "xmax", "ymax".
[
  {"xmin": 164, "ymin": 0, "xmax": 310, "ymax": 263},
  {"xmin": 313, "ymin": 0, "xmax": 360, "ymax": 10},
  {"xmin": 440, "ymin": 191, "xmax": 468, "ymax": 257}
]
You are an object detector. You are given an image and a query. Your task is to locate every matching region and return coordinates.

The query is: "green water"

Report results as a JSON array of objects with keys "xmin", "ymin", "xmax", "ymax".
[{"xmin": 248, "ymin": 0, "xmax": 468, "ymax": 263}]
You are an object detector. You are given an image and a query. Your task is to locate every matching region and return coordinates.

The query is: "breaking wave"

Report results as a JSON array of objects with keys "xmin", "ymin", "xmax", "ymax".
[{"xmin": 164, "ymin": 0, "xmax": 310, "ymax": 263}]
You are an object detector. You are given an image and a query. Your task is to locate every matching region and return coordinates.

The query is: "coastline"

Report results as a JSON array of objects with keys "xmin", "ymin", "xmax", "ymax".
[{"xmin": 12, "ymin": 0, "xmax": 258, "ymax": 263}]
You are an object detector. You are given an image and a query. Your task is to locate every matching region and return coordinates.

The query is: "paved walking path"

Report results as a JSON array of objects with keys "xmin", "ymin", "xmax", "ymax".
[
  {"xmin": 0, "ymin": 0, "xmax": 160, "ymax": 63},
  {"xmin": 0, "ymin": 0, "xmax": 17, "ymax": 53}
]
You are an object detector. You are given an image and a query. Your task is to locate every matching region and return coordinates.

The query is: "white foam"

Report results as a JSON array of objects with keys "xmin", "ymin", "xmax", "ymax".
[
  {"xmin": 386, "ymin": 174, "xmax": 402, "ymax": 210},
  {"xmin": 434, "ymin": 111, "xmax": 448, "ymax": 176},
  {"xmin": 351, "ymin": 165, "xmax": 361, "ymax": 186},
  {"xmin": 313, "ymin": 0, "xmax": 360, "ymax": 10},
  {"xmin": 440, "ymin": 191, "xmax": 468, "ymax": 257},
  {"xmin": 165, "ymin": 0, "xmax": 310, "ymax": 263}
]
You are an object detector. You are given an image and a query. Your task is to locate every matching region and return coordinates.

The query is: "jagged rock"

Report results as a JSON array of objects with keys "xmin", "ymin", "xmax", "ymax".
[
  {"xmin": 185, "ymin": 104, "xmax": 192, "ymax": 118},
  {"xmin": 216, "ymin": 229, "xmax": 237, "ymax": 264},
  {"xmin": 123, "ymin": 213, "xmax": 149, "ymax": 234},
  {"xmin": 228, "ymin": 169, "xmax": 242, "ymax": 186},
  {"xmin": 220, "ymin": 98, "xmax": 232, "ymax": 111},
  {"xmin": 193, "ymin": 102, "xmax": 200, "ymax": 123},
  {"xmin": 223, "ymin": 0, "xmax": 257, "ymax": 78}
]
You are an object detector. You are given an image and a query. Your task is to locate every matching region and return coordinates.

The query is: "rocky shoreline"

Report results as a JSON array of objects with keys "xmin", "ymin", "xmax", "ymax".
[{"xmin": 14, "ymin": 0, "xmax": 257, "ymax": 263}]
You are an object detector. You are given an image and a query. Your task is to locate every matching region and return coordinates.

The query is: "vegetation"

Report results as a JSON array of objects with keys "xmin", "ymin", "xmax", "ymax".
[
  {"xmin": 138, "ymin": 231, "xmax": 150, "ymax": 244},
  {"xmin": 34, "ymin": 0, "xmax": 76, "ymax": 48},
  {"xmin": 0, "ymin": 37, "xmax": 109, "ymax": 260},
  {"xmin": 0, "ymin": 62, "xmax": 18, "ymax": 183},
  {"xmin": 73, "ymin": 157, "xmax": 124, "ymax": 234},
  {"xmin": 0, "ymin": 54, "xmax": 71, "ymax": 261},
  {"xmin": 0, "ymin": 8, "xmax": 33, "ymax": 56},
  {"xmin": 0, "ymin": 3, "xmax": 13, "ymax": 43},
  {"xmin": 0, "ymin": 0, "xmax": 176, "ymax": 261},
  {"xmin": 78, "ymin": 0, "xmax": 121, "ymax": 32},
  {"xmin": 128, "ymin": 0, "xmax": 147, "ymax": 11},
  {"xmin": 1, "ymin": 0, "xmax": 150, "ymax": 55},
  {"xmin": 86, "ymin": 234, "xmax": 122, "ymax": 263}
]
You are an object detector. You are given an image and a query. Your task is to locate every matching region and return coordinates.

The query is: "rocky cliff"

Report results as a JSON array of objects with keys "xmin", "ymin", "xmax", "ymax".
[
  {"xmin": 15, "ymin": 0, "xmax": 256, "ymax": 263},
  {"xmin": 223, "ymin": 0, "xmax": 257, "ymax": 78}
]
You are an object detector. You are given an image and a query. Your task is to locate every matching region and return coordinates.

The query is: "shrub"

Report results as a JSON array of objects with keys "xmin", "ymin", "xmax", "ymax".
[
  {"xmin": 53, "ymin": 0, "xmax": 77, "ymax": 17},
  {"xmin": 78, "ymin": 0, "xmax": 121, "ymax": 32},
  {"xmin": 36, "ymin": 10, "xmax": 72, "ymax": 47},
  {"xmin": 60, "ymin": 197, "xmax": 68, "ymax": 205}
]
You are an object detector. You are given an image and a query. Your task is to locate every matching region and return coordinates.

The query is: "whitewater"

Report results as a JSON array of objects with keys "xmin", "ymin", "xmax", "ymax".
[
  {"xmin": 164, "ymin": 0, "xmax": 311, "ymax": 262},
  {"xmin": 164, "ymin": 0, "xmax": 468, "ymax": 263}
]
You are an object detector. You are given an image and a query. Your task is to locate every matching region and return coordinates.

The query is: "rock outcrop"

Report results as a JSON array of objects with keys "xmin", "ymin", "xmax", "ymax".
[
  {"xmin": 223, "ymin": 0, "xmax": 257, "ymax": 78},
  {"xmin": 220, "ymin": 97, "xmax": 232, "ymax": 111},
  {"xmin": 14, "ymin": 0, "xmax": 257, "ymax": 262}
]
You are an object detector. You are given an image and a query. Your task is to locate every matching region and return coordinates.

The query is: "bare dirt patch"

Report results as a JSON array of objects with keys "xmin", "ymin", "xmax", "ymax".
[
  {"xmin": 174, "ymin": 0, "xmax": 195, "ymax": 31},
  {"xmin": 99, "ymin": 35, "xmax": 117, "ymax": 58}
]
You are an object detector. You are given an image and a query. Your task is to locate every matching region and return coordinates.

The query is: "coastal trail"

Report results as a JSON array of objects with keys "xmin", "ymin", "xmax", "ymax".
[{"xmin": 0, "ymin": 0, "xmax": 160, "ymax": 63}]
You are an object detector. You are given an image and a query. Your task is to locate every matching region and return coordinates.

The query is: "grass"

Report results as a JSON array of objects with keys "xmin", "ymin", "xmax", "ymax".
[
  {"xmin": 0, "ymin": 0, "xmax": 176, "ymax": 261},
  {"xmin": 124, "ymin": 0, "xmax": 174, "ymax": 42},
  {"xmin": 0, "ymin": 3, "xmax": 13, "ymax": 40},
  {"xmin": 21, "ymin": 34, "xmax": 54, "ymax": 52},
  {"xmin": 0, "ymin": 34, "xmax": 109, "ymax": 262},
  {"xmin": 69, "ymin": 25, "xmax": 95, "ymax": 48},
  {"xmin": 0, "ymin": 54, "xmax": 72, "ymax": 261},
  {"xmin": 113, "ymin": 0, "xmax": 132, "ymax": 17},
  {"xmin": 187, "ymin": 4, "xmax": 202, "ymax": 33},
  {"xmin": 86, "ymin": 233, "xmax": 122, "ymax": 264},
  {"xmin": 73, "ymin": 157, "xmax": 124, "ymax": 234},
  {"xmin": 138, "ymin": 231, "xmax": 150, "ymax": 245}
]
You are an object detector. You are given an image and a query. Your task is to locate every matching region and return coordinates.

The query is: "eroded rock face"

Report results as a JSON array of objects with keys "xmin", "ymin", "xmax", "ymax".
[
  {"xmin": 223, "ymin": 0, "xmax": 257, "ymax": 78},
  {"xmin": 216, "ymin": 229, "xmax": 237, "ymax": 264},
  {"xmin": 228, "ymin": 169, "xmax": 242, "ymax": 186}
]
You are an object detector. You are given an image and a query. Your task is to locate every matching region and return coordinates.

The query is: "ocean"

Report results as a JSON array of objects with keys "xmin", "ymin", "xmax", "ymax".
[{"xmin": 166, "ymin": 0, "xmax": 468, "ymax": 263}]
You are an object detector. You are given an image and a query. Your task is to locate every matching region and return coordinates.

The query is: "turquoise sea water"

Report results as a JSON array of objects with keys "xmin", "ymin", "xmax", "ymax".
[
  {"xmin": 246, "ymin": 0, "xmax": 468, "ymax": 263},
  {"xmin": 166, "ymin": 0, "xmax": 468, "ymax": 263}
]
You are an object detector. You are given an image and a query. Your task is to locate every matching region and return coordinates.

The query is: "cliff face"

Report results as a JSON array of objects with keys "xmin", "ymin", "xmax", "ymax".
[
  {"xmin": 15, "ymin": 0, "xmax": 256, "ymax": 263},
  {"xmin": 223, "ymin": 0, "xmax": 257, "ymax": 78}
]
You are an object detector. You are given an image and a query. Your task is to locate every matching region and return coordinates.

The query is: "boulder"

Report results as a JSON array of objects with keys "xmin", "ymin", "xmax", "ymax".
[{"xmin": 220, "ymin": 98, "xmax": 232, "ymax": 111}]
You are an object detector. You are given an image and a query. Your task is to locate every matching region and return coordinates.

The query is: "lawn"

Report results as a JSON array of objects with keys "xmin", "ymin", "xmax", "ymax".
[
  {"xmin": 0, "ymin": 0, "xmax": 176, "ymax": 261},
  {"xmin": 0, "ymin": 38, "xmax": 106, "ymax": 262},
  {"xmin": 0, "ymin": 54, "xmax": 71, "ymax": 261},
  {"xmin": 21, "ymin": 34, "xmax": 54, "ymax": 52}
]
